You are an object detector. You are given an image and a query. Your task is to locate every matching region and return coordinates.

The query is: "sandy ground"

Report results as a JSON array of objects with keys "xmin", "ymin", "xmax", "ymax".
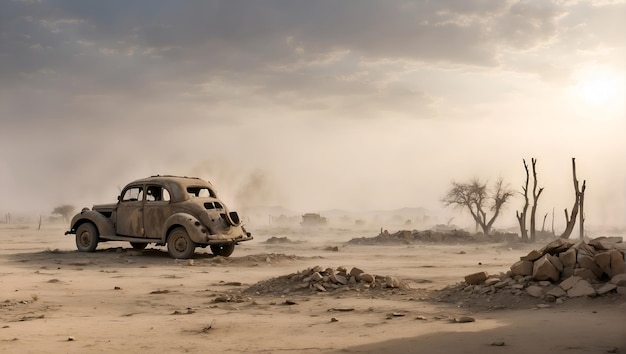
[{"xmin": 1, "ymin": 224, "xmax": 625, "ymax": 354}]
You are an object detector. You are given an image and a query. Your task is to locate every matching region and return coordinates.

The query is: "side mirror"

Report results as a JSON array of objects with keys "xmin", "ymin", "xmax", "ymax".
[{"xmin": 117, "ymin": 195, "xmax": 122, "ymax": 201}]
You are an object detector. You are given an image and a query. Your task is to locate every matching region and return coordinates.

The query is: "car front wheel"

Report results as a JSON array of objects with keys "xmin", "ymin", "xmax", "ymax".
[
  {"xmin": 210, "ymin": 243, "xmax": 235, "ymax": 257},
  {"xmin": 76, "ymin": 223, "xmax": 99, "ymax": 252},
  {"xmin": 167, "ymin": 227, "xmax": 195, "ymax": 259}
]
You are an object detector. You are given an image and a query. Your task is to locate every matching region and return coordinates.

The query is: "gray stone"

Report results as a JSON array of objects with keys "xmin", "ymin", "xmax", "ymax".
[
  {"xmin": 511, "ymin": 284, "xmax": 524, "ymax": 290},
  {"xmin": 532, "ymin": 255, "xmax": 560, "ymax": 282},
  {"xmin": 538, "ymin": 281, "xmax": 551, "ymax": 287},
  {"xmin": 596, "ymin": 283, "xmax": 617, "ymax": 295},
  {"xmin": 526, "ymin": 285, "xmax": 544, "ymax": 298},
  {"xmin": 546, "ymin": 286, "xmax": 566, "ymax": 298},
  {"xmin": 494, "ymin": 281, "xmax": 509, "ymax": 288},
  {"xmin": 511, "ymin": 260, "xmax": 533, "ymax": 276},
  {"xmin": 559, "ymin": 247, "xmax": 577, "ymax": 268},
  {"xmin": 464, "ymin": 271, "xmax": 488, "ymax": 285},
  {"xmin": 610, "ymin": 273, "xmax": 626, "ymax": 286},
  {"xmin": 559, "ymin": 276, "xmax": 581, "ymax": 291},
  {"xmin": 567, "ymin": 279, "xmax": 596, "ymax": 297},
  {"xmin": 617, "ymin": 286, "xmax": 626, "ymax": 295}
]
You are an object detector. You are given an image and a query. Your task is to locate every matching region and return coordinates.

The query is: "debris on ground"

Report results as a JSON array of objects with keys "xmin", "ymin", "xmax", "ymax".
[
  {"xmin": 348, "ymin": 229, "xmax": 518, "ymax": 245},
  {"xmin": 244, "ymin": 265, "xmax": 412, "ymax": 296},
  {"xmin": 434, "ymin": 238, "xmax": 626, "ymax": 308}
]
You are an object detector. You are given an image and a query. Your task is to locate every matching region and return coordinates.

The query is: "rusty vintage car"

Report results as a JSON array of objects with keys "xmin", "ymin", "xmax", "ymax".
[{"xmin": 65, "ymin": 175, "xmax": 253, "ymax": 258}]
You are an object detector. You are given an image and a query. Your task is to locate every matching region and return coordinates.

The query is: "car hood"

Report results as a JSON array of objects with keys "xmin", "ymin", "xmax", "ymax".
[{"xmin": 93, "ymin": 203, "xmax": 117, "ymax": 212}]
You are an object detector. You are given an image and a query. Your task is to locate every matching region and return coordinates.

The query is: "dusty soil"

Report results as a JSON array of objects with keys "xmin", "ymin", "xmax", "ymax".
[{"xmin": 1, "ymin": 224, "xmax": 625, "ymax": 353}]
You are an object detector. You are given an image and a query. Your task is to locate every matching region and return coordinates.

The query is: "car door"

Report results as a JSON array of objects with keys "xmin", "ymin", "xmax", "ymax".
[
  {"xmin": 143, "ymin": 184, "xmax": 172, "ymax": 238},
  {"xmin": 116, "ymin": 185, "xmax": 144, "ymax": 237}
]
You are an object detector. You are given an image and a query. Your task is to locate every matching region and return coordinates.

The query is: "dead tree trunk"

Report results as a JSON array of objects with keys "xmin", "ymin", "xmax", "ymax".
[
  {"xmin": 579, "ymin": 183, "xmax": 586, "ymax": 240},
  {"xmin": 541, "ymin": 212, "xmax": 548, "ymax": 232},
  {"xmin": 529, "ymin": 158, "xmax": 544, "ymax": 242},
  {"xmin": 560, "ymin": 158, "xmax": 586, "ymax": 239},
  {"xmin": 516, "ymin": 159, "xmax": 530, "ymax": 242}
]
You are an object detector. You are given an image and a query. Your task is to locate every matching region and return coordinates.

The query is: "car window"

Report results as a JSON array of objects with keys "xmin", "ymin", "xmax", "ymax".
[
  {"xmin": 187, "ymin": 187, "xmax": 215, "ymax": 198},
  {"xmin": 121, "ymin": 187, "xmax": 143, "ymax": 202},
  {"xmin": 146, "ymin": 186, "xmax": 171, "ymax": 202}
]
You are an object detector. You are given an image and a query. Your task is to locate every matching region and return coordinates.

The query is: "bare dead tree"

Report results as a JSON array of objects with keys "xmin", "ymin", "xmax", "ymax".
[
  {"xmin": 541, "ymin": 212, "xmax": 548, "ymax": 232},
  {"xmin": 516, "ymin": 159, "xmax": 530, "ymax": 242},
  {"xmin": 560, "ymin": 158, "xmax": 586, "ymax": 239},
  {"xmin": 579, "ymin": 183, "xmax": 585, "ymax": 240},
  {"xmin": 443, "ymin": 178, "xmax": 514, "ymax": 235},
  {"xmin": 529, "ymin": 158, "xmax": 544, "ymax": 242}
]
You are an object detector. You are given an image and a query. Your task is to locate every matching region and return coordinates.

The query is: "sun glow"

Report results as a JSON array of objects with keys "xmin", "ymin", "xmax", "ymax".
[{"xmin": 574, "ymin": 67, "xmax": 624, "ymax": 106}]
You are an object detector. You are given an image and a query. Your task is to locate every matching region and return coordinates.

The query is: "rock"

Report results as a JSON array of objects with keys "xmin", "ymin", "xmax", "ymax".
[
  {"xmin": 313, "ymin": 283, "xmax": 327, "ymax": 292},
  {"xmin": 484, "ymin": 278, "xmax": 499, "ymax": 286},
  {"xmin": 538, "ymin": 281, "xmax": 551, "ymax": 287},
  {"xmin": 491, "ymin": 341, "xmax": 506, "ymax": 347},
  {"xmin": 532, "ymin": 255, "xmax": 560, "ymax": 282},
  {"xmin": 561, "ymin": 266, "xmax": 574, "ymax": 279},
  {"xmin": 609, "ymin": 249, "xmax": 626, "ymax": 277},
  {"xmin": 559, "ymin": 248, "xmax": 577, "ymax": 268},
  {"xmin": 310, "ymin": 272, "xmax": 324, "ymax": 282},
  {"xmin": 547, "ymin": 254, "xmax": 564, "ymax": 272},
  {"xmin": 573, "ymin": 241, "xmax": 596, "ymax": 257},
  {"xmin": 610, "ymin": 273, "xmax": 626, "ymax": 286},
  {"xmin": 577, "ymin": 254, "xmax": 603, "ymax": 278},
  {"xmin": 452, "ymin": 316, "xmax": 475, "ymax": 323},
  {"xmin": 349, "ymin": 267, "xmax": 364, "ymax": 278},
  {"xmin": 526, "ymin": 285, "xmax": 544, "ymax": 298},
  {"xmin": 546, "ymin": 286, "xmax": 566, "ymax": 298},
  {"xmin": 510, "ymin": 260, "xmax": 533, "ymax": 276},
  {"xmin": 330, "ymin": 274, "xmax": 348, "ymax": 285},
  {"xmin": 540, "ymin": 239, "xmax": 574, "ymax": 255},
  {"xmin": 593, "ymin": 236, "xmax": 623, "ymax": 244},
  {"xmin": 594, "ymin": 251, "xmax": 612, "ymax": 276},
  {"xmin": 588, "ymin": 238, "xmax": 610, "ymax": 251},
  {"xmin": 596, "ymin": 283, "xmax": 617, "ymax": 295},
  {"xmin": 464, "ymin": 272, "xmax": 488, "ymax": 285},
  {"xmin": 385, "ymin": 276, "xmax": 400, "ymax": 288},
  {"xmin": 573, "ymin": 268, "xmax": 598, "ymax": 282},
  {"xmin": 559, "ymin": 276, "xmax": 581, "ymax": 291},
  {"xmin": 359, "ymin": 273, "xmax": 375, "ymax": 283},
  {"xmin": 521, "ymin": 250, "xmax": 542, "ymax": 261},
  {"xmin": 567, "ymin": 279, "xmax": 596, "ymax": 297},
  {"xmin": 617, "ymin": 286, "xmax": 626, "ymax": 295}
]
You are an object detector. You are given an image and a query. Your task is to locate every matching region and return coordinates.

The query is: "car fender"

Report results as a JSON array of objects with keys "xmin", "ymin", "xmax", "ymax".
[
  {"xmin": 70, "ymin": 210, "xmax": 115, "ymax": 237},
  {"xmin": 163, "ymin": 213, "xmax": 209, "ymax": 244}
]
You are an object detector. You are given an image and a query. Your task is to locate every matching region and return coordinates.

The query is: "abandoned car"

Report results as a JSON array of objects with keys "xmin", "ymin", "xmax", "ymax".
[{"xmin": 65, "ymin": 175, "xmax": 253, "ymax": 258}]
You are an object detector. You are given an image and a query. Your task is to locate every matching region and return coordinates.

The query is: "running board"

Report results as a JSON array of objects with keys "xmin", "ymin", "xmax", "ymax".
[{"xmin": 100, "ymin": 235, "xmax": 162, "ymax": 243}]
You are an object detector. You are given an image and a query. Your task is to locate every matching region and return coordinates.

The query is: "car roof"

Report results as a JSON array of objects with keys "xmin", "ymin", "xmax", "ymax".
[{"xmin": 129, "ymin": 175, "xmax": 214, "ymax": 188}]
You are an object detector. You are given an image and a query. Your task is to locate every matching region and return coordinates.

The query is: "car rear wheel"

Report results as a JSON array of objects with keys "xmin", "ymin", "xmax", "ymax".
[
  {"xmin": 130, "ymin": 242, "xmax": 148, "ymax": 250},
  {"xmin": 210, "ymin": 243, "xmax": 235, "ymax": 257},
  {"xmin": 76, "ymin": 223, "xmax": 99, "ymax": 252},
  {"xmin": 167, "ymin": 227, "xmax": 195, "ymax": 259}
]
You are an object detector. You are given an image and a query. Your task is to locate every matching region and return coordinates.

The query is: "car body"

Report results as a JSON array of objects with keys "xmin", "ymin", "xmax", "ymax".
[{"xmin": 65, "ymin": 175, "xmax": 253, "ymax": 258}]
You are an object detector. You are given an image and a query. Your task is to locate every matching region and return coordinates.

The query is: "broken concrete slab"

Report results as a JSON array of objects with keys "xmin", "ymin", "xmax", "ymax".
[
  {"xmin": 510, "ymin": 260, "xmax": 533, "ymax": 276},
  {"xmin": 532, "ymin": 255, "xmax": 560, "ymax": 282},
  {"xmin": 566, "ymin": 279, "xmax": 596, "ymax": 297}
]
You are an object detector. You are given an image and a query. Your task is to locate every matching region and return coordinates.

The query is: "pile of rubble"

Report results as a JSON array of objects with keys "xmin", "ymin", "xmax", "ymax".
[
  {"xmin": 348, "ymin": 229, "xmax": 518, "ymax": 245},
  {"xmin": 442, "ymin": 237, "xmax": 626, "ymax": 306},
  {"xmin": 244, "ymin": 265, "xmax": 411, "ymax": 296}
]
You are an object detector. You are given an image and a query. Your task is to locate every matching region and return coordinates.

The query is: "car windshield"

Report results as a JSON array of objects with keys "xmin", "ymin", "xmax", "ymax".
[{"xmin": 187, "ymin": 186, "xmax": 215, "ymax": 198}]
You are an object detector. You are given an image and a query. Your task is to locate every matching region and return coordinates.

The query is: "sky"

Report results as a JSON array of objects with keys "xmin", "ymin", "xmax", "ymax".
[{"xmin": 1, "ymin": 0, "xmax": 625, "ymax": 230}]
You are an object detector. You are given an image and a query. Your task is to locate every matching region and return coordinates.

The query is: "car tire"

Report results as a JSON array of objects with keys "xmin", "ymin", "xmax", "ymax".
[
  {"xmin": 76, "ymin": 223, "xmax": 99, "ymax": 252},
  {"xmin": 130, "ymin": 242, "xmax": 148, "ymax": 250},
  {"xmin": 210, "ymin": 243, "xmax": 235, "ymax": 257},
  {"xmin": 167, "ymin": 227, "xmax": 195, "ymax": 259}
]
